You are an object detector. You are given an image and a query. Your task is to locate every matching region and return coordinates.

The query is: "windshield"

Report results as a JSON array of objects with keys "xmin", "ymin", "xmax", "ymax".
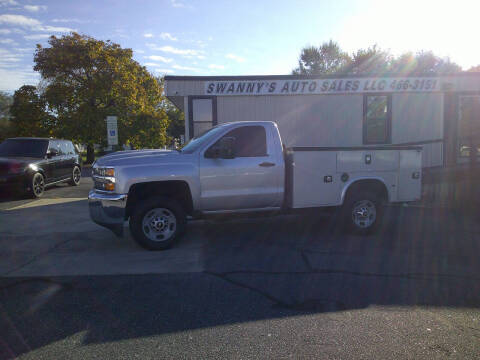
[
  {"xmin": 181, "ymin": 125, "xmax": 228, "ymax": 154},
  {"xmin": 0, "ymin": 139, "xmax": 49, "ymax": 158}
]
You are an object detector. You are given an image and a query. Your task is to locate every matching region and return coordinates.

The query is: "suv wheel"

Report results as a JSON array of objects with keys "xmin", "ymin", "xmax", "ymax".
[
  {"xmin": 129, "ymin": 196, "xmax": 186, "ymax": 250},
  {"xmin": 69, "ymin": 166, "xmax": 81, "ymax": 186},
  {"xmin": 30, "ymin": 172, "xmax": 45, "ymax": 198},
  {"xmin": 343, "ymin": 191, "xmax": 383, "ymax": 234}
]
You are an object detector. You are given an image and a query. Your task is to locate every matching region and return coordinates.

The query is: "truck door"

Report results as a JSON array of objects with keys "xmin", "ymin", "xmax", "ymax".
[{"xmin": 199, "ymin": 124, "xmax": 282, "ymax": 211}]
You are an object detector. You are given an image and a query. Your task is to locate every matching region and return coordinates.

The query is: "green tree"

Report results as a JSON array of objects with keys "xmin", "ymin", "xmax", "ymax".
[
  {"xmin": 292, "ymin": 40, "xmax": 351, "ymax": 75},
  {"xmin": 127, "ymin": 112, "xmax": 169, "ymax": 149},
  {"xmin": 0, "ymin": 91, "xmax": 13, "ymax": 142},
  {"xmin": 34, "ymin": 33, "xmax": 164, "ymax": 163},
  {"xmin": 292, "ymin": 42, "xmax": 462, "ymax": 76},
  {"xmin": 9, "ymin": 85, "xmax": 52, "ymax": 138},
  {"xmin": 345, "ymin": 45, "xmax": 392, "ymax": 74}
]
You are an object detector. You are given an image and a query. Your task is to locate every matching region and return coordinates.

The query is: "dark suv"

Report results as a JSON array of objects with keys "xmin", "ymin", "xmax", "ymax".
[{"xmin": 0, "ymin": 138, "xmax": 82, "ymax": 198}]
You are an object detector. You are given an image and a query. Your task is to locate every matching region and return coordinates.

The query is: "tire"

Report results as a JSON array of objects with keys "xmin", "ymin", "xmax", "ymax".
[
  {"xmin": 129, "ymin": 196, "xmax": 186, "ymax": 250},
  {"xmin": 30, "ymin": 172, "xmax": 45, "ymax": 198},
  {"xmin": 342, "ymin": 191, "xmax": 383, "ymax": 235},
  {"xmin": 69, "ymin": 166, "xmax": 81, "ymax": 186}
]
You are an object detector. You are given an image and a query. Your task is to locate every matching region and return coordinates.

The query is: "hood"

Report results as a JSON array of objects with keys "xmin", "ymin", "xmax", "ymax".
[{"xmin": 94, "ymin": 149, "xmax": 183, "ymax": 167}]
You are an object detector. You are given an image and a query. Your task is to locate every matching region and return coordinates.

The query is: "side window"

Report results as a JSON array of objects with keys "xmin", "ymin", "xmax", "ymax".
[
  {"xmin": 62, "ymin": 141, "xmax": 74, "ymax": 155},
  {"xmin": 48, "ymin": 140, "xmax": 60, "ymax": 155},
  {"xmin": 211, "ymin": 126, "xmax": 267, "ymax": 158},
  {"xmin": 60, "ymin": 141, "xmax": 68, "ymax": 155},
  {"xmin": 363, "ymin": 95, "xmax": 391, "ymax": 144}
]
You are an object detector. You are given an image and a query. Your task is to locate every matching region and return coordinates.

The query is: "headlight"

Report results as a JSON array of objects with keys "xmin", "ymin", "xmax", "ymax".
[{"xmin": 93, "ymin": 167, "xmax": 115, "ymax": 191}]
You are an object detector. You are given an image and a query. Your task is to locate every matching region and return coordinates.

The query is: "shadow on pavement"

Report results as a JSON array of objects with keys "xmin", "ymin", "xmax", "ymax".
[{"xmin": 1, "ymin": 205, "xmax": 480, "ymax": 358}]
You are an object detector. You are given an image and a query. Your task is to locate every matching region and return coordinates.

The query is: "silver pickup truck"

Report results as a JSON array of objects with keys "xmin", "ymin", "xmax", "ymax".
[{"xmin": 89, "ymin": 121, "xmax": 422, "ymax": 250}]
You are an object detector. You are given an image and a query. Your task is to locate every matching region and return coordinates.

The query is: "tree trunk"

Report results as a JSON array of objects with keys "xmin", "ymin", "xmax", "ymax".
[{"xmin": 86, "ymin": 143, "xmax": 95, "ymax": 164}]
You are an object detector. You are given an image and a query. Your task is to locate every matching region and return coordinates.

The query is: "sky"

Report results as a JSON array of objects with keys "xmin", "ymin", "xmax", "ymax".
[{"xmin": 0, "ymin": 0, "xmax": 479, "ymax": 92}]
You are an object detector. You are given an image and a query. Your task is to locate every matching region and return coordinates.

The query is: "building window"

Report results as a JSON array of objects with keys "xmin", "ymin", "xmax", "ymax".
[
  {"xmin": 458, "ymin": 96, "xmax": 480, "ymax": 158},
  {"xmin": 363, "ymin": 95, "xmax": 391, "ymax": 144}
]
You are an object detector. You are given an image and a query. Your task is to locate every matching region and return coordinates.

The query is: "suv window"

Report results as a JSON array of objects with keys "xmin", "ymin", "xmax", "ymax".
[
  {"xmin": 212, "ymin": 126, "xmax": 267, "ymax": 157},
  {"xmin": 48, "ymin": 140, "xmax": 63, "ymax": 155},
  {"xmin": 61, "ymin": 141, "xmax": 74, "ymax": 155}
]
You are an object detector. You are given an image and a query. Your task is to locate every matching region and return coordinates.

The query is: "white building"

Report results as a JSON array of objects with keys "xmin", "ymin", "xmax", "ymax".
[{"xmin": 165, "ymin": 74, "xmax": 480, "ymax": 169}]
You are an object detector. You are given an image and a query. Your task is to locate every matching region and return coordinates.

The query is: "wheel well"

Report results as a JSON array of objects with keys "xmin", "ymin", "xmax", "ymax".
[
  {"xmin": 343, "ymin": 179, "xmax": 389, "ymax": 203},
  {"xmin": 125, "ymin": 181, "xmax": 193, "ymax": 218}
]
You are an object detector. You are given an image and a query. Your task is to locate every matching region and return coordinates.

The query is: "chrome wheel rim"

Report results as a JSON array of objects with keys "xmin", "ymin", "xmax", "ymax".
[
  {"xmin": 142, "ymin": 208, "xmax": 177, "ymax": 242},
  {"xmin": 33, "ymin": 175, "xmax": 44, "ymax": 196},
  {"xmin": 73, "ymin": 167, "xmax": 81, "ymax": 184},
  {"xmin": 352, "ymin": 200, "xmax": 376, "ymax": 228}
]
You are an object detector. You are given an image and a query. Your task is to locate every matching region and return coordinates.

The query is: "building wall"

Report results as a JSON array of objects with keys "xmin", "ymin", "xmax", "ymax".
[{"xmin": 217, "ymin": 94, "xmax": 364, "ymax": 147}]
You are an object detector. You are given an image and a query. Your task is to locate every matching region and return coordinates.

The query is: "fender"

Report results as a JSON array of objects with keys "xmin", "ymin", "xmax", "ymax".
[{"xmin": 340, "ymin": 176, "xmax": 391, "ymax": 204}]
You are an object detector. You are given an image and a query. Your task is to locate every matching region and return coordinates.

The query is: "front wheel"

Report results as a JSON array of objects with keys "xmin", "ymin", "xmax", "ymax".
[
  {"xmin": 342, "ymin": 191, "xmax": 383, "ymax": 234},
  {"xmin": 129, "ymin": 196, "xmax": 186, "ymax": 250},
  {"xmin": 69, "ymin": 166, "xmax": 81, "ymax": 186},
  {"xmin": 30, "ymin": 172, "xmax": 45, "ymax": 198}
]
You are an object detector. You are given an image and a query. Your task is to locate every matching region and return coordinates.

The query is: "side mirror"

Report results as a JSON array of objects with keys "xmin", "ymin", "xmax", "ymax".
[
  {"xmin": 47, "ymin": 148, "xmax": 58, "ymax": 158},
  {"xmin": 219, "ymin": 137, "xmax": 236, "ymax": 159}
]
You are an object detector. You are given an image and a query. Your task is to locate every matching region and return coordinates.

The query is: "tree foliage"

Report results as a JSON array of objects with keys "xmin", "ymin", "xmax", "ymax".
[
  {"xmin": 0, "ymin": 91, "xmax": 13, "ymax": 142},
  {"xmin": 33, "ymin": 33, "xmax": 165, "ymax": 162},
  {"xmin": 9, "ymin": 85, "xmax": 53, "ymax": 138},
  {"xmin": 293, "ymin": 40, "xmax": 350, "ymax": 75},
  {"xmin": 293, "ymin": 41, "xmax": 461, "ymax": 76}
]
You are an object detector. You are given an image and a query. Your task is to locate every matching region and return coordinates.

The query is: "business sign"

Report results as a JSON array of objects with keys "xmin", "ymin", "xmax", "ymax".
[
  {"xmin": 205, "ymin": 77, "xmax": 440, "ymax": 96},
  {"xmin": 106, "ymin": 116, "xmax": 118, "ymax": 146}
]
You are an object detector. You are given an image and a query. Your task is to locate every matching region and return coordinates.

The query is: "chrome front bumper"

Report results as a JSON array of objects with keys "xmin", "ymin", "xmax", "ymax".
[{"xmin": 88, "ymin": 190, "xmax": 128, "ymax": 236}]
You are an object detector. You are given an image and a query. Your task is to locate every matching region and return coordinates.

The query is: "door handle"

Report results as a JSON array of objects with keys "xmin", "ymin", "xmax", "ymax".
[{"xmin": 259, "ymin": 162, "xmax": 275, "ymax": 167}]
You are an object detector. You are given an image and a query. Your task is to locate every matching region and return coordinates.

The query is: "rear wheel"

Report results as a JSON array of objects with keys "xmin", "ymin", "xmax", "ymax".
[
  {"xmin": 30, "ymin": 172, "xmax": 45, "ymax": 198},
  {"xmin": 129, "ymin": 196, "xmax": 186, "ymax": 250},
  {"xmin": 69, "ymin": 166, "xmax": 81, "ymax": 186},
  {"xmin": 342, "ymin": 191, "xmax": 383, "ymax": 234}
]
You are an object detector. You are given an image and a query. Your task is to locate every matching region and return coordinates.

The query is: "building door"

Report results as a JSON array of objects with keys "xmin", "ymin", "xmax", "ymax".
[
  {"xmin": 457, "ymin": 96, "xmax": 480, "ymax": 165},
  {"xmin": 188, "ymin": 96, "xmax": 217, "ymax": 140}
]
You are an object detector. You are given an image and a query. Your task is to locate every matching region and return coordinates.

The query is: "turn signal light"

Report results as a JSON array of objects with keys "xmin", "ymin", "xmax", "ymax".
[
  {"xmin": 104, "ymin": 182, "xmax": 115, "ymax": 191},
  {"xmin": 105, "ymin": 168, "xmax": 115, "ymax": 177}
]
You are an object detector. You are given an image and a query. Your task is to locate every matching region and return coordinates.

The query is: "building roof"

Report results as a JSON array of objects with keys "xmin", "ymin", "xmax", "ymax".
[{"xmin": 165, "ymin": 72, "xmax": 480, "ymax": 82}]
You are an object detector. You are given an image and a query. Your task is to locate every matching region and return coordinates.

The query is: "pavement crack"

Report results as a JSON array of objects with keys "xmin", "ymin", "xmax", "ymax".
[
  {"xmin": 2, "ymin": 236, "xmax": 76, "ymax": 276},
  {"xmin": 205, "ymin": 269, "xmax": 480, "ymax": 281},
  {"xmin": 204, "ymin": 271, "xmax": 290, "ymax": 308}
]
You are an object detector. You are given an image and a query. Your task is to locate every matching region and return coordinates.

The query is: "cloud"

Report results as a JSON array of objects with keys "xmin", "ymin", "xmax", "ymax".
[
  {"xmin": 208, "ymin": 64, "xmax": 224, "ymax": 70},
  {"xmin": 0, "ymin": 48, "xmax": 22, "ymax": 63},
  {"xmin": 51, "ymin": 18, "xmax": 86, "ymax": 23},
  {"xmin": 152, "ymin": 44, "xmax": 202, "ymax": 56},
  {"xmin": 197, "ymin": 55, "xmax": 205, "ymax": 60},
  {"xmin": 145, "ymin": 55, "xmax": 173, "ymax": 63},
  {"xmin": 0, "ymin": 28, "xmax": 11, "ymax": 34},
  {"xmin": 172, "ymin": 64, "xmax": 199, "ymax": 72},
  {"xmin": 0, "ymin": 67, "xmax": 39, "ymax": 92},
  {"xmin": 153, "ymin": 68, "xmax": 174, "ymax": 74},
  {"xmin": 24, "ymin": 5, "xmax": 47, "ymax": 12},
  {"xmin": 24, "ymin": 33, "xmax": 50, "ymax": 40},
  {"xmin": 171, "ymin": 0, "xmax": 187, "ymax": 8},
  {"xmin": 0, "ymin": 38, "xmax": 17, "ymax": 45},
  {"xmin": 0, "ymin": 14, "xmax": 41, "ymax": 27},
  {"xmin": 225, "ymin": 53, "xmax": 245, "ymax": 63},
  {"xmin": 160, "ymin": 32, "xmax": 177, "ymax": 41},
  {"xmin": 0, "ymin": 14, "xmax": 74, "ymax": 32},
  {"xmin": 135, "ymin": 49, "xmax": 145, "ymax": 54},
  {"xmin": 143, "ymin": 33, "xmax": 153, "ymax": 38},
  {"xmin": 0, "ymin": 0, "xmax": 18, "ymax": 6}
]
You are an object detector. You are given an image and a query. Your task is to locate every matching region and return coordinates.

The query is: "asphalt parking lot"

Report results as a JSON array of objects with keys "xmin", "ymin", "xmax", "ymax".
[{"xmin": 1, "ymin": 174, "xmax": 480, "ymax": 359}]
